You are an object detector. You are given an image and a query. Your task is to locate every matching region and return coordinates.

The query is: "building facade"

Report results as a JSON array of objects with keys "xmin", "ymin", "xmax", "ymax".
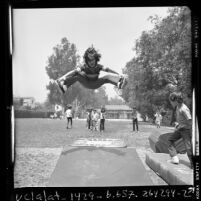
[
  {"xmin": 13, "ymin": 96, "xmax": 36, "ymax": 109},
  {"xmin": 104, "ymin": 105, "xmax": 133, "ymax": 119}
]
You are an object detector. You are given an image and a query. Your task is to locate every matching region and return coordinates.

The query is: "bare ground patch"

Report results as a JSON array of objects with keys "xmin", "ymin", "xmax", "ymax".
[{"xmin": 14, "ymin": 148, "xmax": 62, "ymax": 188}]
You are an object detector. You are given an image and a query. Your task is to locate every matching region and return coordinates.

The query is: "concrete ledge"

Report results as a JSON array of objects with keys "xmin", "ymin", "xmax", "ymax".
[{"xmin": 145, "ymin": 152, "xmax": 193, "ymax": 185}]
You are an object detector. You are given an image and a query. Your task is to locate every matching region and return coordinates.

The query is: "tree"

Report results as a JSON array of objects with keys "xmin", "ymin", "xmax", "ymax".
[
  {"xmin": 93, "ymin": 86, "xmax": 109, "ymax": 107},
  {"xmin": 122, "ymin": 7, "xmax": 192, "ymax": 117},
  {"xmin": 46, "ymin": 37, "xmax": 80, "ymax": 106},
  {"xmin": 107, "ymin": 96, "xmax": 124, "ymax": 105}
]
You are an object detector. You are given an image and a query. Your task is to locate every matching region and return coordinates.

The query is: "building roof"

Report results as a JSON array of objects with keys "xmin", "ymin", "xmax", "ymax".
[
  {"xmin": 23, "ymin": 97, "xmax": 35, "ymax": 100},
  {"xmin": 105, "ymin": 105, "xmax": 132, "ymax": 111},
  {"xmin": 14, "ymin": 96, "xmax": 35, "ymax": 100}
]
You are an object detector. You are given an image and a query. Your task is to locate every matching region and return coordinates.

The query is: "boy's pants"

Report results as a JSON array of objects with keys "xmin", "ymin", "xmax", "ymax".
[
  {"xmin": 63, "ymin": 72, "xmax": 120, "ymax": 89},
  {"xmin": 100, "ymin": 119, "xmax": 105, "ymax": 131},
  {"xmin": 156, "ymin": 120, "xmax": 161, "ymax": 128},
  {"xmin": 168, "ymin": 128, "xmax": 193, "ymax": 164},
  {"xmin": 87, "ymin": 119, "xmax": 91, "ymax": 129},
  {"xmin": 67, "ymin": 117, "xmax": 72, "ymax": 127},
  {"xmin": 132, "ymin": 118, "xmax": 138, "ymax": 131},
  {"xmin": 92, "ymin": 120, "xmax": 98, "ymax": 131}
]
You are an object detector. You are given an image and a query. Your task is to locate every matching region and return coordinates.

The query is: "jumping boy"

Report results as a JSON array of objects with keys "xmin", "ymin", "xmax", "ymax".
[{"xmin": 55, "ymin": 46, "xmax": 127, "ymax": 95}]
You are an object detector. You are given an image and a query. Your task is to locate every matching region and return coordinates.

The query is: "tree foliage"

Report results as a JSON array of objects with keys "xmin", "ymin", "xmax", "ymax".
[
  {"xmin": 107, "ymin": 96, "xmax": 125, "ymax": 105},
  {"xmin": 122, "ymin": 7, "xmax": 192, "ymax": 117},
  {"xmin": 46, "ymin": 37, "xmax": 80, "ymax": 106}
]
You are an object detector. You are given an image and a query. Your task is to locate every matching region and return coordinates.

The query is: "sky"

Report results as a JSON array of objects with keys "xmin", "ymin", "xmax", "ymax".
[{"xmin": 12, "ymin": 7, "xmax": 170, "ymax": 103}]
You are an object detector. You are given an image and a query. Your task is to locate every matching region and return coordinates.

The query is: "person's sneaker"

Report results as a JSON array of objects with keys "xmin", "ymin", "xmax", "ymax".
[
  {"xmin": 56, "ymin": 79, "xmax": 67, "ymax": 94},
  {"xmin": 117, "ymin": 78, "xmax": 122, "ymax": 89},
  {"xmin": 117, "ymin": 76, "xmax": 124, "ymax": 89},
  {"xmin": 168, "ymin": 156, "xmax": 179, "ymax": 164}
]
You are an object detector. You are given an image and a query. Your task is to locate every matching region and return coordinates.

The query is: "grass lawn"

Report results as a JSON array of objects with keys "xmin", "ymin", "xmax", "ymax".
[
  {"xmin": 15, "ymin": 118, "xmax": 171, "ymax": 148},
  {"xmin": 14, "ymin": 118, "xmax": 172, "ymax": 187}
]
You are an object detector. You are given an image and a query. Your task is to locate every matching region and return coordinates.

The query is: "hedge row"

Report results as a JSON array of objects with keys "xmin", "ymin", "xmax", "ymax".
[{"xmin": 14, "ymin": 110, "xmax": 54, "ymax": 118}]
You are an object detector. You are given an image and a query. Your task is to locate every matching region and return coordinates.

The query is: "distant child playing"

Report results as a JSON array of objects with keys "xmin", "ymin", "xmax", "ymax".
[
  {"xmin": 91, "ymin": 109, "xmax": 99, "ymax": 131},
  {"xmin": 65, "ymin": 106, "xmax": 73, "ymax": 129},
  {"xmin": 100, "ymin": 107, "xmax": 106, "ymax": 132},
  {"xmin": 132, "ymin": 107, "xmax": 139, "ymax": 132},
  {"xmin": 154, "ymin": 111, "xmax": 162, "ymax": 128},
  {"xmin": 86, "ymin": 109, "xmax": 92, "ymax": 130}
]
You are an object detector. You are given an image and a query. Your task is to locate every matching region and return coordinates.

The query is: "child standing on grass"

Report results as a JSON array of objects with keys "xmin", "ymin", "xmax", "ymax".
[
  {"xmin": 86, "ymin": 109, "xmax": 92, "ymax": 130},
  {"xmin": 90, "ymin": 109, "xmax": 95, "ymax": 131},
  {"xmin": 65, "ymin": 106, "xmax": 73, "ymax": 129},
  {"xmin": 92, "ymin": 110, "xmax": 99, "ymax": 131},
  {"xmin": 54, "ymin": 104, "xmax": 63, "ymax": 119},
  {"xmin": 90, "ymin": 109, "xmax": 98, "ymax": 131},
  {"xmin": 100, "ymin": 107, "xmax": 106, "ymax": 132},
  {"xmin": 154, "ymin": 111, "xmax": 162, "ymax": 128},
  {"xmin": 132, "ymin": 107, "xmax": 139, "ymax": 133}
]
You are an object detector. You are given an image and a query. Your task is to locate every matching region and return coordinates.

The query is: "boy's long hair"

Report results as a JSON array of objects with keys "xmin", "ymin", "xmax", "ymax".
[
  {"xmin": 169, "ymin": 92, "xmax": 183, "ymax": 103},
  {"xmin": 83, "ymin": 47, "xmax": 101, "ymax": 64}
]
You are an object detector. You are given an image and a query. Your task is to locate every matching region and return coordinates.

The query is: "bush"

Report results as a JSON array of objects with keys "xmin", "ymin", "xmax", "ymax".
[{"xmin": 14, "ymin": 109, "xmax": 54, "ymax": 118}]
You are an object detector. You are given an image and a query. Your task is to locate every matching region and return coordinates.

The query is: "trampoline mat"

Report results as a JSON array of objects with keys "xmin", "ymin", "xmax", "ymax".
[{"xmin": 48, "ymin": 146, "xmax": 153, "ymax": 187}]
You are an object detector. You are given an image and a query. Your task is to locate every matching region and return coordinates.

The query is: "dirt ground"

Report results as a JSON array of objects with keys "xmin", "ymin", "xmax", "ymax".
[
  {"xmin": 14, "ymin": 119, "xmax": 173, "ymax": 187},
  {"xmin": 14, "ymin": 148, "xmax": 62, "ymax": 187}
]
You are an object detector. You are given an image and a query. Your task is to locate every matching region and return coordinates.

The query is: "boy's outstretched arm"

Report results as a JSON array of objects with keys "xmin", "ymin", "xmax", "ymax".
[{"xmin": 102, "ymin": 67, "xmax": 119, "ymax": 75}]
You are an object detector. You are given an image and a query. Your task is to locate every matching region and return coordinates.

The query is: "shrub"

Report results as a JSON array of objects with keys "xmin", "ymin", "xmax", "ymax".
[{"xmin": 14, "ymin": 109, "xmax": 54, "ymax": 118}]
